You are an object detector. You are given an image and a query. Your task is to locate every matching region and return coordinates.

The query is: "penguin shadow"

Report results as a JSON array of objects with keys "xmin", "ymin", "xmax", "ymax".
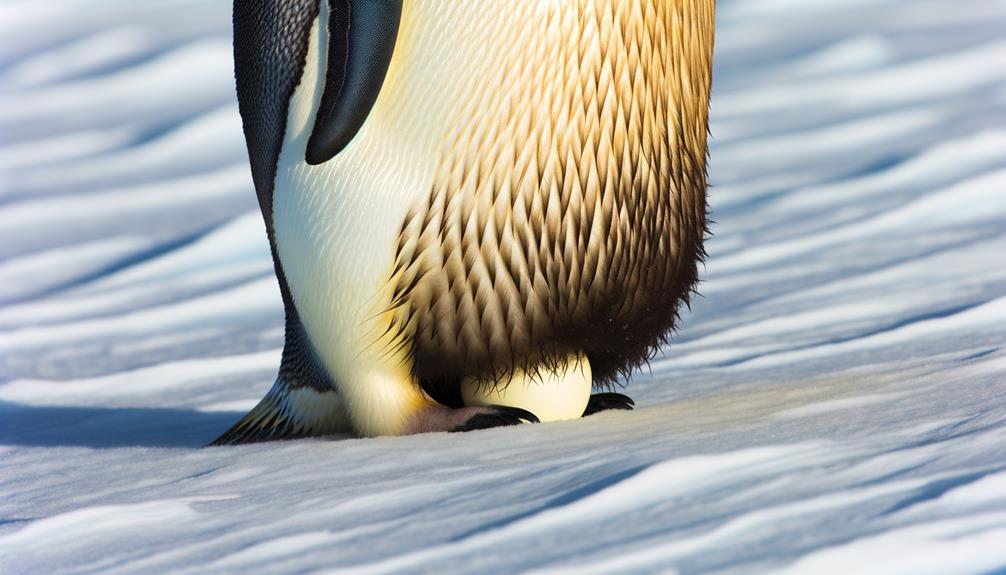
[{"xmin": 0, "ymin": 401, "xmax": 241, "ymax": 449}]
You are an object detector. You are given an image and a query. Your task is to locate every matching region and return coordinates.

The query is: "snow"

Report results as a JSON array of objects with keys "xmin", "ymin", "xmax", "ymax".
[{"xmin": 1, "ymin": 0, "xmax": 1005, "ymax": 573}]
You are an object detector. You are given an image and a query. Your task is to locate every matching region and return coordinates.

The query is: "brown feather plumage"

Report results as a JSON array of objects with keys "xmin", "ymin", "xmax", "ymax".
[{"xmin": 377, "ymin": 0, "xmax": 716, "ymax": 405}]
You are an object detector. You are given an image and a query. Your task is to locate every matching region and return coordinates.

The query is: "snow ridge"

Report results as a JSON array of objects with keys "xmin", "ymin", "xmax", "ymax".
[{"xmin": 1, "ymin": 0, "xmax": 1005, "ymax": 573}]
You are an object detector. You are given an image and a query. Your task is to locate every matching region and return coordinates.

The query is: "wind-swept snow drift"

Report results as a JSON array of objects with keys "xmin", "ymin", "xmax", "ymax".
[{"xmin": 1, "ymin": 0, "xmax": 1005, "ymax": 573}]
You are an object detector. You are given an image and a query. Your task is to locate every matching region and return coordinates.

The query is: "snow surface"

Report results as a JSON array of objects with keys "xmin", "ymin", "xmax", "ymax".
[{"xmin": 2, "ymin": 0, "xmax": 1005, "ymax": 573}]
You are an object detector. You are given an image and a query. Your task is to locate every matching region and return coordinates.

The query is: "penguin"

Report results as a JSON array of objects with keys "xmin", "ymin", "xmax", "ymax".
[{"xmin": 213, "ymin": 0, "xmax": 715, "ymax": 444}]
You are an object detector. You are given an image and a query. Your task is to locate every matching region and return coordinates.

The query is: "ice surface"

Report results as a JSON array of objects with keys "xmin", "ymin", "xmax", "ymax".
[{"xmin": 1, "ymin": 0, "xmax": 1005, "ymax": 573}]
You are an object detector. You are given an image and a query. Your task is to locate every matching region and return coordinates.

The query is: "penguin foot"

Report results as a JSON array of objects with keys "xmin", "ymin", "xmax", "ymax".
[
  {"xmin": 404, "ymin": 404, "xmax": 539, "ymax": 434},
  {"xmin": 583, "ymin": 393, "xmax": 635, "ymax": 416},
  {"xmin": 450, "ymin": 405, "xmax": 540, "ymax": 432}
]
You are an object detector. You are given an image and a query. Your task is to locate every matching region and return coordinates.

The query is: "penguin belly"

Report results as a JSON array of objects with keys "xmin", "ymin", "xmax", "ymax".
[
  {"xmin": 219, "ymin": 0, "xmax": 714, "ymax": 442},
  {"xmin": 461, "ymin": 353, "xmax": 592, "ymax": 422},
  {"xmin": 270, "ymin": 0, "xmax": 712, "ymax": 435},
  {"xmin": 381, "ymin": 0, "xmax": 713, "ymax": 402},
  {"xmin": 270, "ymin": 3, "xmax": 440, "ymax": 436}
]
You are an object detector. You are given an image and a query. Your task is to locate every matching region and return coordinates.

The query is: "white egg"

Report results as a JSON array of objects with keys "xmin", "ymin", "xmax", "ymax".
[{"xmin": 461, "ymin": 353, "xmax": 592, "ymax": 422}]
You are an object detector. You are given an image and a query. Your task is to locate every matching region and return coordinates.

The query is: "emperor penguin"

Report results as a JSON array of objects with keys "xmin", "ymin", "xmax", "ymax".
[{"xmin": 213, "ymin": 0, "xmax": 715, "ymax": 444}]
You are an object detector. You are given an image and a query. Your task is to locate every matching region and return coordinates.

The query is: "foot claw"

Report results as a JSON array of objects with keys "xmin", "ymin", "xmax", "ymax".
[
  {"xmin": 450, "ymin": 405, "xmax": 540, "ymax": 432},
  {"xmin": 583, "ymin": 392, "xmax": 635, "ymax": 417},
  {"xmin": 493, "ymin": 405, "xmax": 540, "ymax": 424}
]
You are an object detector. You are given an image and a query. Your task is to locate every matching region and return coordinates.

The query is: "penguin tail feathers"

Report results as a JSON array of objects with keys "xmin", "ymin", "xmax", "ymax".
[{"xmin": 209, "ymin": 380, "xmax": 350, "ymax": 446}]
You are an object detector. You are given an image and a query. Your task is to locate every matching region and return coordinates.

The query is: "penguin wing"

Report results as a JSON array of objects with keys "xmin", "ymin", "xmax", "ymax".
[
  {"xmin": 306, "ymin": 0, "xmax": 403, "ymax": 165},
  {"xmin": 233, "ymin": 0, "xmax": 402, "ymax": 217}
]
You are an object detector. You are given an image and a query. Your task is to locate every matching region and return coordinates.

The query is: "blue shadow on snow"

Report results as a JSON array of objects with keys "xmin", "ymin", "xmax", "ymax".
[{"xmin": 0, "ymin": 401, "xmax": 242, "ymax": 448}]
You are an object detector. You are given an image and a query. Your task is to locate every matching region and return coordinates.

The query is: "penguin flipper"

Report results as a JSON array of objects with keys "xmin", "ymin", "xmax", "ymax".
[{"xmin": 305, "ymin": 0, "xmax": 403, "ymax": 164}]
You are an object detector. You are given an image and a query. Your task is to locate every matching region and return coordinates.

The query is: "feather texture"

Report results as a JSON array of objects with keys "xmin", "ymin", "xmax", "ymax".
[
  {"xmin": 378, "ymin": 0, "xmax": 715, "ymax": 400},
  {"xmin": 268, "ymin": 0, "xmax": 715, "ymax": 434}
]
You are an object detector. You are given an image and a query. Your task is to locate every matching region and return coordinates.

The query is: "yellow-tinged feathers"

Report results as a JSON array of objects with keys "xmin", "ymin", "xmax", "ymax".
[
  {"xmin": 384, "ymin": 0, "xmax": 716, "ymax": 393},
  {"xmin": 271, "ymin": 0, "xmax": 715, "ymax": 435}
]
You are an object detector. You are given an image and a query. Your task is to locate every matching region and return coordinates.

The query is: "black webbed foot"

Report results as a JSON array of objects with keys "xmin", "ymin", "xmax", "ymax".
[
  {"xmin": 583, "ymin": 392, "xmax": 635, "ymax": 416},
  {"xmin": 449, "ymin": 405, "xmax": 540, "ymax": 432}
]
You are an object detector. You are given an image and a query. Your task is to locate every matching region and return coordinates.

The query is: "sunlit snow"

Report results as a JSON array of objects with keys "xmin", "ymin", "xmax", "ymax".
[{"xmin": 1, "ymin": 0, "xmax": 1005, "ymax": 573}]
